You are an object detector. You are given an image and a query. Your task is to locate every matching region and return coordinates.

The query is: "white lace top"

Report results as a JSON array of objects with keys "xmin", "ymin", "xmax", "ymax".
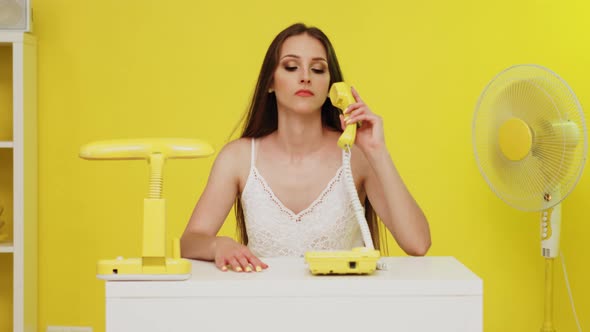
[{"xmin": 241, "ymin": 138, "xmax": 363, "ymax": 257}]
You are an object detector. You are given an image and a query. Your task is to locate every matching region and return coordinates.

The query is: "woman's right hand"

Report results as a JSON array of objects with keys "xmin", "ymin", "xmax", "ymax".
[{"xmin": 214, "ymin": 236, "xmax": 268, "ymax": 272}]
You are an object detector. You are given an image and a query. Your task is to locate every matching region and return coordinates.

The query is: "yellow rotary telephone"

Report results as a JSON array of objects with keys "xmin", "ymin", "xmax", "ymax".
[
  {"xmin": 80, "ymin": 138, "xmax": 214, "ymax": 280},
  {"xmin": 304, "ymin": 82, "xmax": 381, "ymax": 275}
]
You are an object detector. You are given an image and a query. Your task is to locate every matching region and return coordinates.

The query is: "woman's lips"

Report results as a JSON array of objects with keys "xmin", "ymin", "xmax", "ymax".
[{"xmin": 295, "ymin": 89, "xmax": 314, "ymax": 97}]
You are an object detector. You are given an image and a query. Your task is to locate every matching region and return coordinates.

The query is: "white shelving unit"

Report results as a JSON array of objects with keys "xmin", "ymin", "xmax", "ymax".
[
  {"xmin": 0, "ymin": 31, "xmax": 38, "ymax": 332},
  {"xmin": 0, "ymin": 141, "xmax": 14, "ymax": 148},
  {"xmin": 0, "ymin": 241, "xmax": 15, "ymax": 253}
]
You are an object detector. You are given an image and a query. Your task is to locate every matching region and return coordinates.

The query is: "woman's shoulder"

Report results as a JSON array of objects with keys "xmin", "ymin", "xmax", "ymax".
[
  {"xmin": 220, "ymin": 138, "xmax": 259, "ymax": 188},
  {"xmin": 206, "ymin": 138, "xmax": 253, "ymax": 184},
  {"xmin": 321, "ymin": 129, "xmax": 370, "ymax": 178},
  {"xmin": 216, "ymin": 137, "xmax": 252, "ymax": 163}
]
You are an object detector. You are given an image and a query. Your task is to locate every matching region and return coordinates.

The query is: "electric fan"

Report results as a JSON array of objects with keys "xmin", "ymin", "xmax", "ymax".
[{"xmin": 472, "ymin": 64, "xmax": 587, "ymax": 332}]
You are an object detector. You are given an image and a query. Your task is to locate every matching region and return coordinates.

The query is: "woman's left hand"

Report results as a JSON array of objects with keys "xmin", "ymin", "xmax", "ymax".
[{"xmin": 339, "ymin": 86, "xmax": 386, "ymax": 154}]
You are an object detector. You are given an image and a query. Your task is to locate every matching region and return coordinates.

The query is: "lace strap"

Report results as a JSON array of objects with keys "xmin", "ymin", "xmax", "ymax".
[{"xmin": 250, "ymin": 138, "xmax": 257, "ymax": 169}]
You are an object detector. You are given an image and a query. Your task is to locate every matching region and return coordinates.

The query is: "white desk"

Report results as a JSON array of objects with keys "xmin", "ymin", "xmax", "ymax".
[{"xmin": 105, "ymin": 256, "xmax": 482, "ymax": 332}]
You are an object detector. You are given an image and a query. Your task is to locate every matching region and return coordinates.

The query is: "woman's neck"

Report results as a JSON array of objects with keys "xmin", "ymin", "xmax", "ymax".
[{"xmin": 274, "ymin": 112, "xmax": 326, "ymax": 158}]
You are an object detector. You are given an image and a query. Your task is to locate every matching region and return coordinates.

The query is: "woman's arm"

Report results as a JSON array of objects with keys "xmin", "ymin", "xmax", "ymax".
[
  {"xmin": 180, "ymin": 139, "xmax": 267, "ymax": 271},
  {"xmin": 342, "ymin": 87, "xmax": 431, "ymax": 256},
  {"xmin": 362, "ymin": 147, "xmax": 431, "ymax": 255}
]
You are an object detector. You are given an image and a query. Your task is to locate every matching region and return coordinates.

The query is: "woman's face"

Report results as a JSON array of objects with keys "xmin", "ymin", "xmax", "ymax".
[{"xmin": 271, "ymin": 33, "xmax": 331, "ymax": 115}]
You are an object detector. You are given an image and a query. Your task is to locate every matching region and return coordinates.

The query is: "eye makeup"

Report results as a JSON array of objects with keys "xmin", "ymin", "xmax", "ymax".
[{"xmin": 280, "ymin": 60, "xmax": 327, "ymax": 74}]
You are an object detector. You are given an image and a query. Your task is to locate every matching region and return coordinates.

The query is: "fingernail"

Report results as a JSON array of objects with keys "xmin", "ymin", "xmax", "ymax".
[
  {"xmin": 221, "ymin": 266, "xmax": 227, "ymax": 271},
  {"xmin": 255, "ymin": 266, "xmax": 262, "ymax": 272},
  {"xmin": 245, "ymin": 266, "xmax": 252, "ymax": 272},
  {"xmin": 235, "ymin": 267, "xmax": 242, "ymax": 272}
]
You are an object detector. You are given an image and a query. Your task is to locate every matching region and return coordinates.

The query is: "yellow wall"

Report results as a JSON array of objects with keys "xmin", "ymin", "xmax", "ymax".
[{"xmin": 27, "ymin": 0, "xmax": 590, "ymax": 331}]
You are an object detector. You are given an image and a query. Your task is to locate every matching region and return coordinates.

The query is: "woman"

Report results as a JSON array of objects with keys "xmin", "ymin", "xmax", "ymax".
[{"xmin": 181, "ymin": 23, "xmax": 430, "ymax": 272}]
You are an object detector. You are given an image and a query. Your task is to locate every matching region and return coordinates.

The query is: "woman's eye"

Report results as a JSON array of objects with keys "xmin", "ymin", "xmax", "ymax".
[
  {"xmin": 284, "ymin": 66, "xmax": 298, "ymax": 72},
  {"xmin": 312, "ymin": 68, "xmax": 326, "ymax": 74}
]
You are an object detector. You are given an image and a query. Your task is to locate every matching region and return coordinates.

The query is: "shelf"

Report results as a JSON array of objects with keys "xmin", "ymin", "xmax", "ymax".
[
  {"xmin": 0, "ymin": 141, "xmax": 14, "ymax": 148},
  {"xmin": 0, "ymin": 31, "xmax": 29, "ymax": 44},
  {"xmin": 0, "ymin": 241, "xmax": 14, "ymax": 253}
]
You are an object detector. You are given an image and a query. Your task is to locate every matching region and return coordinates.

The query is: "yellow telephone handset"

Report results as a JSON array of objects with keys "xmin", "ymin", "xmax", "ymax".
[{"xmin": 329, "ymin": 82, "xmax": 357, "ymax": 149}]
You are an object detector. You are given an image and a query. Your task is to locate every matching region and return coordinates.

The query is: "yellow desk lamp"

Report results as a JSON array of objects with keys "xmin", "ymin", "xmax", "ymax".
[{"xmin": 80, "ymin": 138, "xmax": 214, "ymax": 281}]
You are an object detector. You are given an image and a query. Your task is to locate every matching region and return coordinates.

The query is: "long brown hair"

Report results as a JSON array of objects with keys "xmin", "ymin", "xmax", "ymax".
[{"xmin": 234, "ymin": 23, "xmax": 387, "ymax": 253}]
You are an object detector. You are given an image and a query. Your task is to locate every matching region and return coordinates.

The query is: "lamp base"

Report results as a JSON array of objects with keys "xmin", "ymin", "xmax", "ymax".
[{"xmin": 97, "ymin": 256, "xmax": 191, "ymax": 281}]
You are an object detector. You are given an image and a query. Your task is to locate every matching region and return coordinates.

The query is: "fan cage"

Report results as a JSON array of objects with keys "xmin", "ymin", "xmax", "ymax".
[{"xmin": 473, "ymin": 64, "xmax": 587, "ymax": 212}]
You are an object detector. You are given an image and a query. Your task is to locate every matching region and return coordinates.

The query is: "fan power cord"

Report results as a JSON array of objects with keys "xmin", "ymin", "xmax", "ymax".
[{"xmin": 560, "ymin": 252, "xmax": 583, "ymax": 332}]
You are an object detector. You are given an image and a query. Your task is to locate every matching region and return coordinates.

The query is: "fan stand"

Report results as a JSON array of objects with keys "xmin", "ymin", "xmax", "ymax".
[
  {"xmin": 539, "ymin": 203, "xmax": 562, "ymax": 332},
  {"xmin": 541, "ymin": 258, "xmax": 556, "ymax": 332}
]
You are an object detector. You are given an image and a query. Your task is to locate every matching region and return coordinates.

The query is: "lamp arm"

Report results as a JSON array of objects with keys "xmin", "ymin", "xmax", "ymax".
[{"xmin": 148, "ymin": 153, "xmax": 165, "ymax": 199}]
